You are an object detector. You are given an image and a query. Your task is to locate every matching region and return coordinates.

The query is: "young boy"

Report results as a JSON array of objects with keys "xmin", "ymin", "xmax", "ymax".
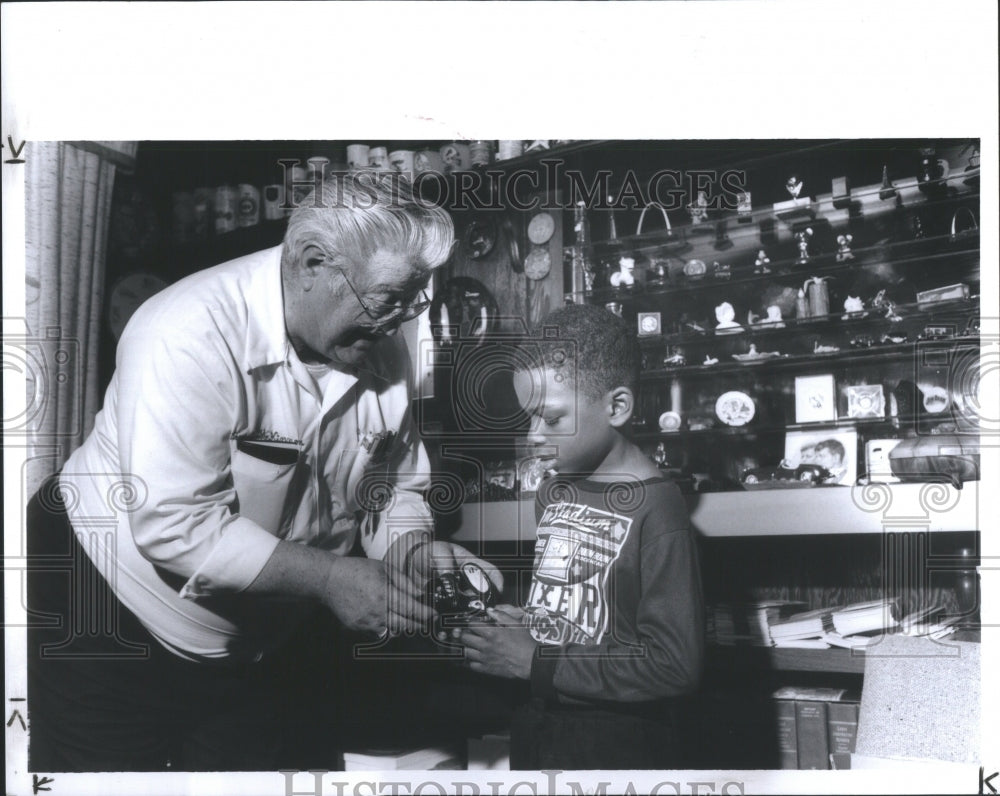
[{"xmin": 456, "ymin": 304, "xmax": 704, "ymax": 770}]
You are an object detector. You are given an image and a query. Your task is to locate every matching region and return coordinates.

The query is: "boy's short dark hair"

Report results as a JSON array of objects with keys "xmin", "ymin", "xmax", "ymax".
[{"xmin": 520, "ymin": 304, "xmax": 641, "ymax": 401}]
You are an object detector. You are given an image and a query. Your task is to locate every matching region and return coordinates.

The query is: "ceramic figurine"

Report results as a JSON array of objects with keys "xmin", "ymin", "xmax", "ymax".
[
  {"xmin": 785, "ymin": 175, "xmax": 803, "ymax": 200},
  {"xmin": 836, "ymin": 233, "xmax": 855, "ymax": 262},
  {"xmin": 688, "ymin": 190, "xmax": 710, "ymax": 224},
  {"xmin": 703, "ymin": 355, "xmax": 719, "ymax": 365},
  {"xmin": 842, "ymin": 295, "xmax": 866, "ymax": 319},
  {"xmin": 714, "ymin": 301, "xmax": 743, "ymax": 334},
  {"xmin": 814, "ymin": 340, "xmax": 840, "ymax": 354},
  {"xmin": 794, "ymin": 228, "xmax": 813, "ymax": 264},
  {"xmin": 653, "ymin": 442, "xmax": 668, "ymax": 468},
  {"xmin": 609, "ymin": 255, "xmax": 636, "ymax": 288},
  {"xmin": 753, "ymin": 249, "xmax": 771, "ymax": 274},
  {"xmin": 752, "ymin": 304, "xmax": 785, "ymax": 327}
]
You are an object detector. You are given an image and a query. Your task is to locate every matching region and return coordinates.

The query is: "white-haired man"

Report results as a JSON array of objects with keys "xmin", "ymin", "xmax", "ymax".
[{"xmin": 28, "ymin": 175, "xmax": 498, "ymax": 770}]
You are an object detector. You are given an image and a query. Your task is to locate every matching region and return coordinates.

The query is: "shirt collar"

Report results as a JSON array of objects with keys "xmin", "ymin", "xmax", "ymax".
[{"xmin": 243, "ymin": 245, "xmax": 291, "ymax": 371}]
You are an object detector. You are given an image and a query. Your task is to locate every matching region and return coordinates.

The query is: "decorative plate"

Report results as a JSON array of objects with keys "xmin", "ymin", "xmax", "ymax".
[{"xmin": 715, "ymin": 391, "xmax": 756, "ymax": 427}]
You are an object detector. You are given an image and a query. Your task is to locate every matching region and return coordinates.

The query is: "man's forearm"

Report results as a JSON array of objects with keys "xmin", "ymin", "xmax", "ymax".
[{"xmin": 245, "ymin": 541, "xmax": 335, "ymax": 600}]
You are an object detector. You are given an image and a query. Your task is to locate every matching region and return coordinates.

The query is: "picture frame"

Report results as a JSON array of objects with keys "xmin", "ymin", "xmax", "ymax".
[
  {"xmin": 637, "ymin": 311, "xmax": 662, "ymax": 337},
  {"xmin": 795, "ymin": 374, "xmax": 837, "ymax": 423},
  {"xmin": 844, "ymin": 384, "xmax": 886, "ymax": 419},
  {"xmin": 785, "ymin": 429, "xmax": 858, "ymax": 486}
]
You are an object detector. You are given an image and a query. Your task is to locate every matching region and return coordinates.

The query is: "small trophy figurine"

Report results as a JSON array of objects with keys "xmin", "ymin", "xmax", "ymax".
[
  {"xmin": 688, "ymin": 190, "xmax": 709, "ymax": 224},
  {"xmin": 653, "ymin": 442, "xmax": 668, "ymax": 468},
  {"xmin": 835, "ymin": 233, "xmax": 854, "ymax": 262},
  {"xmin": 753, "ymin": 249, "xmax": 771, "ymax": 274},
  {"xmin": 785, "ymin": 175, "xmax": 803, "ymax": 200},
  {"xmin": 609, "ymin": 255, "xmax": 636, "ymax": 288},
  {"xmin": 794, "ymin": 227, "xmax": 814, "ymax": 264}
]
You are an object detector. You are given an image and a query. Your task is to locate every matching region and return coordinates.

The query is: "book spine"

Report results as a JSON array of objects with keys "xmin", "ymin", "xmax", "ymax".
[
  {"xmin": 774, "ymin": 699, "xmax": 798, "ymax": 769},
  {"xmin": 826, "ymin": 701, "xmax": 860, "ymax": 755},
  {"xmin": 794, "ymin": 700, "xmax": 829, "ymax": 770}
]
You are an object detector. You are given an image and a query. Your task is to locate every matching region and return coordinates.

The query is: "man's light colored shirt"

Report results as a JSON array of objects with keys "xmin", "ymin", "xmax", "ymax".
[{"xmin": 61, "ymin": 246, "xmax": 433, "ymax": 660}]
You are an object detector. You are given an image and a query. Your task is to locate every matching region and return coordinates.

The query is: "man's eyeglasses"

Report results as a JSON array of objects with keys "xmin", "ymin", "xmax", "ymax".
[{"xmin": 336, "ymin": 267, "xmax": 432, "ymax": 333}]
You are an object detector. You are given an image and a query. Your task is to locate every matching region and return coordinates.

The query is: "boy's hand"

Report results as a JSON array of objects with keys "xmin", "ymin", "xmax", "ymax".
[{"xmin": 456, "ymin": 606, "xmax": 537, "ymax": 679}]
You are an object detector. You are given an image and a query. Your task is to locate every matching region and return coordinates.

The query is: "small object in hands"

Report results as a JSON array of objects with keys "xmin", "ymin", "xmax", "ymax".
[
  {"xmin": 688, "ymin": 190, "xmax": 710, "ymax": 224},
  {"xmin": 714, "ymin": 301, "xmax": 743, "ymax": 334},
  {"xmin": 879, "ymin": 165, "xmax": 897, "ymax": 200},
  {"xmin": 609, "ymin": 255, "xmax": 636, "ymax": 288},
  {"xmin": 794, "ymin": 227, "xmax": 813, "ymax": 264},
  {"xmin": 754, "ymin": 249, "xmax": 771, "ymax": 274},
  {"xmin": 835, "ymin": 233, "xmax": 855, "ymax": 262},
  {"xmin": 427, "ymin": 562, "xmax": 498, "ymax": 627},
  {"xmin": 785, "ymin": 175, "xmax": 803, "ymax": 200},
  {"xmin": 842, "ymin": 295, "xmax": 866, "ymax": 319}
]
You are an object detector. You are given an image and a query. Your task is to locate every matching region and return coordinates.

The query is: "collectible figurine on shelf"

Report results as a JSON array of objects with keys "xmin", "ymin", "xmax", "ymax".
[
  {"xmin": 879, "ymin": 165, "xmax": 897, "ymax": 200},
  {"xmin": 703, "ymin": 354, "xmax": 719, "ymax": 366},
  {"xmin": 663, "ymin": 352, "xmax": 687, "ymax": 367},
  {"xmin": 753, "ymin": 249, "xmax": 771, "ymax": 274},
  {"xmin": 814, "ymin": 340, "xmax": 840, "ymax": 354},
  {"xmin": 749, "ymin": 304, "xmax": 785, "ymax": 328},
  {"xmin": 688, "ymin": 190, "xmax": 710, "ymax": 225},
  {"xmin": 647, "ymin": 258, "xmax": 668, "ymax": 285},
  {"xmin": 785, "ymin": 175, "xmax": 803, "ymax": 200},
  {"xmin": 842, "ymin": 295, "xmax": 866, "ymax": 319},
  {"xmin": 609, "ymin": 255, "xmax": 636, "ymax": 288},
  {"xmin": 714, "ymin": 301, "xmax": 743, "ymax": 334},
  {"xmin": 653, "ymin": 442, "xmax": 668, "ymax": 468},
  {"xmin": 836, "ymin": 233, "xmax": 855, "ymax": 262},
  {"xmin": 794, "ymin": 227, "xmax": 814, "ymax": 264}
]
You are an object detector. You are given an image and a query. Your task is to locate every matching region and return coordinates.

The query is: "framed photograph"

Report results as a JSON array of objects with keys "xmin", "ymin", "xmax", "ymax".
[
  {"xmin": 795, "ymin": 373, "xmax": 836, "ymax": 423},
  {"xmin": 845, "ymin": 384, "xmax": 885, "ymax": 419},
  {"xmin": 785, "ymin": 429, "xmax": 858, "ymax": 486}
]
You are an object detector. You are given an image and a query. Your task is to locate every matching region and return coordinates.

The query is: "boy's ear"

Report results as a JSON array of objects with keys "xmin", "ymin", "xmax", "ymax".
[{"xmin": 607, "ymin": 386, "xmax": 634, "ymax": 429}]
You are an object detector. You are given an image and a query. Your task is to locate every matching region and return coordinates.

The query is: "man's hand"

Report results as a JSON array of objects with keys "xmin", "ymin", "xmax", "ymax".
[
  {"xmin": 455, "ymin": 605, "xmax": 536, "ymax": 680},
  {"xmin": 321, "ymin": 555, "xmax": 432, "ymax": 636},
  {"xmin": 388, "ymin": 536, "xmax": 504, "ymax": 594}
]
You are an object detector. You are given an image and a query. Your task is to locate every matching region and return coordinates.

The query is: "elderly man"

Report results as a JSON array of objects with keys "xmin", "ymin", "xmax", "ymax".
[{"xmin": 27, "ymin": 174, "xmax": 496, "ymax": 771}]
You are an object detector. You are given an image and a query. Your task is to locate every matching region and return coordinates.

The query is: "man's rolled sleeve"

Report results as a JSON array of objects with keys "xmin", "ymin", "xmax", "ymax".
[{"xmin": 178, "ymin": 516, "xmax": 281, "ymax": 598}]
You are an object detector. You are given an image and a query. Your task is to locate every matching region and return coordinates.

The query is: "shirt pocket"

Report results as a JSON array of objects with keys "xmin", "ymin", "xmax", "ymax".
[{"xmin": 229, "ymin": 440, "xmax": 302, "ymax": 535}]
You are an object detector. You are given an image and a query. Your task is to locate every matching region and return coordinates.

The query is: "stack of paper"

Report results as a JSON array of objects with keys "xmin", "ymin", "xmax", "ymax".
[{"xmin": 341, "ymin": 745, "xmax": 463, "ymax": 771}]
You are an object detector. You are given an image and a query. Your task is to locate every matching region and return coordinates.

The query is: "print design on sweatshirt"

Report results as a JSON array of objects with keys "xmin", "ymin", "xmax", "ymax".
[{"xmin": 524, "ymin": 501, "xmax": 633, "ymax": 646}]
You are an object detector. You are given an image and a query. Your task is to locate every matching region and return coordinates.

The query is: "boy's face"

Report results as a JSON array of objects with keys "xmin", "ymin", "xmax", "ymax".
[
  {"xmin": 512, "ymin": 365, "xmax": 615, "ymax": 476},
  {"xmin": 814, "ymin": 446, "xmax": 843, "ymax": 472}
]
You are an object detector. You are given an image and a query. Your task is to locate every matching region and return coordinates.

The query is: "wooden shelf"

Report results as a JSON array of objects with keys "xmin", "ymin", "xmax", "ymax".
[
  {"xmin": 450, "ymin": 481, "xmax": 980, "ymax": 542},
  {"xmin": 708, "ymin": 644, "xmax": 867, "ymax": 674}
]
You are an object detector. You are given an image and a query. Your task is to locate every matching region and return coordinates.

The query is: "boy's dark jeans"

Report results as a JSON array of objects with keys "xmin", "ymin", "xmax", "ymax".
[
  {"xmin": 510, "ymin": 697, "xmax": 683, "ymax": 770},
  {"xmin": 25, "ymin": 475, "xmax": 337, "ymax": 772}
]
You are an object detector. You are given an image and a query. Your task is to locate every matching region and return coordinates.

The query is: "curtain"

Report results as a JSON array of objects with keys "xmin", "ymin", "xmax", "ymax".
[{"xmin": 23, "ymin": 141, "xmax": 137, "ymax": 497}]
